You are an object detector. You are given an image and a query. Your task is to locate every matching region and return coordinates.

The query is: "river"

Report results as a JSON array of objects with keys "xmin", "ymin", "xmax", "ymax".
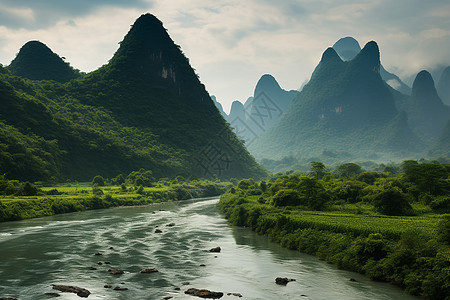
[{"xmin": 0, "ymin": 197, "xmax": 418, "ymax": 299}]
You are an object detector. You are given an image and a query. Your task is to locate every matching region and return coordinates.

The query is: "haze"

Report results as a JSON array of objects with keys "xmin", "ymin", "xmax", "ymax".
[{"xmin": 0, "ymin": 0, "xmax": 449, "ymax": 113}]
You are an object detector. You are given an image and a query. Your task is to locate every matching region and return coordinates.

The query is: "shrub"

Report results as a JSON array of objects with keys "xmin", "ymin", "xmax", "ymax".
[
  {"xmin": 272, "ymin": 189, "xmax": 302, "ymax": 207},
  {"xmin": 430, "ymin": 196, "xmax": 450, "ymax": 213},
  {"xmin": 112, "ymin": 174, "xmax": 125, "ymax": 185},
  {"xmin": 92, "ymin": 175, "xmax": 105, "ymax": 186},
  {"xmin": 372, "ymin": 187, "xmax": 412, "ymax": 215},
  {"xmin": 437, "ymin": 215, "xmax": 450, "ymax": 245},
  {"xmin": 16, "ymin": 182, "xmax": 39, "ymax": 196}
]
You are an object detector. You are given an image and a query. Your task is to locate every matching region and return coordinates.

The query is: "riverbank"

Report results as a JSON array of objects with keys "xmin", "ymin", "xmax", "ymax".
[
  {"xmin": 0, "ymin": 180, "xmax": 232, "ymax": 222},
  {"xmin": 218, "ymin": 189, "xmax": 449, "ymax": 299},
  {"xmin": 0, "ymin": 197, "xmax": 419, "ymax": 299}
]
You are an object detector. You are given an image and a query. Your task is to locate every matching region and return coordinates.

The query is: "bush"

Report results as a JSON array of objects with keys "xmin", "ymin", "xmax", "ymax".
[
  {"xmin": 92, "ymin": 184, "xmax": 103, "ymax": 195},
  {"xmin": 372, "ymin": 187, "xmax": 412, "ymax": 215},
  {"xmin": 16, "ymin": 182, "xmax": 39, "ymax": 196},
  {"xmin": 237, "ymin": 178, "xmax": 256, "ymax": 190},
  {"xmin": 127, "ymin": 169, "xmax": 155, "ymax": 187},
  {"xmin": 430, "ymin": 196, "xmax": 450, "ymax": 213},
  {"xmin": 112, "ymin": 174, "xmax": 125, "ymax": 185},
  {"xmin": 92, "ymin": 175, "xmax": 105, "ymax": 186},
  {"xmin": 437, "ymin": 215, "xmax": 450, "ymax": 245},
  {"xmin": 272, "ymin": 189, "xmax": 302, "ymax": 207}
]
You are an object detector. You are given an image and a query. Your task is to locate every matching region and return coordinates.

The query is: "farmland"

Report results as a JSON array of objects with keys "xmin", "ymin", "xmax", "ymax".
[
  {"xmin": 218, "ymin": 166, "xmax": 450, "ymax": 299},
  {"xmin": 0, "ymin": 179, "xmax": 232, "ymax": 222}
]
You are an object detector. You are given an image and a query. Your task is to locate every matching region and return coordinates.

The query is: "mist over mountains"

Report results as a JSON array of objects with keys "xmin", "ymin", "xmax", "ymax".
[{"xmin": 224, "ymin": 40, "xmax": 450, "ymax": 164}]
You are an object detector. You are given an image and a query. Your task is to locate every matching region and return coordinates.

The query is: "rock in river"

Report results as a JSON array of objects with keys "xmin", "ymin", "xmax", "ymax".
[
  {"xmin": 52, "ymin": 285, "xmax": 91, "ymax": 298},
  {"xmin": 140, "ymin": 267, "xmax": 159, "ymax": 274},
  {"xmin": 275, "ymin": 277, "xmax": 296, "ymax": 285},
  {"xmin": 209, "ymin": 246, "xmax": 221, "ymax": 253},
  {"xmin": 185, "ymin": 288, "xmax": 223, "ymax": 299},
  {"xmin": 108, "ymin": 269, "xmax": 124, "ymax": 275}
]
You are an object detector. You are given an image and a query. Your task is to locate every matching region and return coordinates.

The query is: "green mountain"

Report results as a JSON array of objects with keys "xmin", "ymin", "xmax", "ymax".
[
  {"xmin": 249, "ymin": 41, "xmax": 422, "ymax": 161},
  {"xmin": 226, "ymin": 74, "xmax": 299, "ymax": 147},
  {"xmin": 211, "ymin": 95, "xmax": 226, "ymax": 118},
  {"xmin": 437, "ymin": 66, "xmax": 450, "ymax": 106},
  {"xmin": 403, "ymin": 70, "xmax": 450, "ymax": 143},
  {"xmin": 8, "ymin": 41, "xmax": 81, "ymax": 82},
  {"xmin": 333, "ymin": 37, "xmax": 411, "ymax": 95},
  {"xmin": 431, "ymin": 119, "xmax": 450, "ymax": 156},
  {"xmin": 0, "ymin": 14, "xmax": 265, "ymax": 182}
]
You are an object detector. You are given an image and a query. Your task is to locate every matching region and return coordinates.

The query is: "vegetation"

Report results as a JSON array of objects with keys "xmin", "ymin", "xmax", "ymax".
[
  {"xmin": 250, "ymin": 42, "xmax": 450, "ymax": 164},
  {"xmin": 0, "ymin": 172, "xmax": 232, "ymax": 222},
  {"xmin": 0, "ymin": 14, "xmax": 265, "ymax": 183},
  {"xmin": 218, "ymin": 161, "xmax": 450, "ymax": 299}
]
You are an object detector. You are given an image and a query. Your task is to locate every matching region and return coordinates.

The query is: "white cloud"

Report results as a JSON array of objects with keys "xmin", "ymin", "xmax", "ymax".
[{"xmin": 0, "ymin": 0, "xmax": 449, "ymax": 111}]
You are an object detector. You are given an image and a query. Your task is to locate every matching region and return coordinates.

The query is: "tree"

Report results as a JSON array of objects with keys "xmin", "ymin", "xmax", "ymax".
[
  {"xmin": 272, "ymin": 189, "xmax": 301, "ymax": 207},
  {"xmin": 127, "ymin": 169, "xmax": 155, "ymax": 187},
  {"xmin": 17, "ymin": 182, "xmax": 39, "ymax": 196},
  {"xmin": 297, "ymin": 176, "xmax": 330, "ymax": 210},
  {"xmin": 403, "ymin": 164, "xmax": 449, "ymax": 196},
  {"xmin": 92, "ymin": 175, "xmax": 105, "ymax": 186},
  {"xmin": 335, "ymin": 163, "xmax": 362, "ymax": 178},
  {"xmin": 437, "ymin": 214, "xmax": 450, "ymax": 245},
  {"xmin": 309, "ymin": 161, "xmax": 326, "ymax": 178},
  {"xmin": 112, "ymin": 174, "xmax": 125, "ymax": 185},
  {"xmin": 237, "ymin": 178, "xmax": 256, "ymax": 190},
  {"xmin": 372, "ymin": 187, "xmax": 412, "ymax": 215}
]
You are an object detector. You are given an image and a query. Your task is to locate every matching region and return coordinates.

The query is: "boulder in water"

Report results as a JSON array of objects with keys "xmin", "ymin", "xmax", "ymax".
[
  {"xmin": 52, "ymin": 285, "xmax": 91, "ymax": 298},
  {"xmin": 227, "ymin": 293, "xmax": 243, "ymax": 297},
  {"xmin": 108, "ymin": 269, "xmax": 124, "ymax": 275},
  {"xmin": 209, "ymin": 247, "xmax": 221, "ymax": 253},
  {"xmin": 140, "ymin": 267, "xmax": 159, "ymax": 274},
  {"xmin": 185, "ymin": 288, "xmax": 223, "ymax": 298},
  {"xmin": 275, "ymin": 277, "xmax": 296, "ymax": 285}
]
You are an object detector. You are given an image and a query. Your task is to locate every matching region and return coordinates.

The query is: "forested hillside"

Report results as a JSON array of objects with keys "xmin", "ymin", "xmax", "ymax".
[{"xmin": 0, "ymin": 14, "xmax": 266, "ymax": 182}]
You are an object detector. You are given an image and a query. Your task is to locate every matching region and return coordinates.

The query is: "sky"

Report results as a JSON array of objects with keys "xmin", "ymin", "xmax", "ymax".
[{"xmin": 0, "ymin": 0, "xmax": 449, "ymax": 113}]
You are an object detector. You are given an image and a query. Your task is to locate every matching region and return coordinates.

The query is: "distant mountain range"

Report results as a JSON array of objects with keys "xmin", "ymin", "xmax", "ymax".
[
  {"xmin": 437, "ymin": 66, "xmax": 450, "ymax": 106},
  {"xmin": 213, "ymin": 36, "xmax": 450, "ymax": 164},
  {"xmin": 221, "ymin": 74, "xmax": 299, "ymax": 147},
  {"xmin": 332, "ymin": 37, "xmax": 411, "ymax": 95},
  {"xmin": 248, "ymin": 41, "xmax": 450, "ymax": 162},
  {"xmin": 0, "ymin": 13, "xmax": 265, "ymax": 182}
]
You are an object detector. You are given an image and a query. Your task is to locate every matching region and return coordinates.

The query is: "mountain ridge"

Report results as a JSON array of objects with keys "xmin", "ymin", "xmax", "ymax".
[{"xmin": 0, "ymin": 13, "xmax": 266, "ymax": 181}]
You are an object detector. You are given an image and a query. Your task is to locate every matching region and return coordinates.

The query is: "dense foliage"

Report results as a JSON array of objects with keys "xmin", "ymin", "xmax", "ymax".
[
  {"xmin": 0, "ymin": 173, "xmax": 232, "ymax": 222},
  {"xmin": 218, "ymin": 161, "xmax": 450, "ymax": 299},
  {"xmin": 8, "ymin": 41, "xmax": 82, "ymax": 83}
]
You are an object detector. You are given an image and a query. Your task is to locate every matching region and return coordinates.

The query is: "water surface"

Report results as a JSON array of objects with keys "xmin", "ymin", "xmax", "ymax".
[{"xmin": 0, "ymin": 197, "xmax": 417, "ymax": 299}]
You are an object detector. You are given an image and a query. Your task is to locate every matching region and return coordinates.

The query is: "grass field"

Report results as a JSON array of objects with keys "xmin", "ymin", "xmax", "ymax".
[{"xmin": 0, "ymin": 180, "xmax": 232, "ymax": 222}]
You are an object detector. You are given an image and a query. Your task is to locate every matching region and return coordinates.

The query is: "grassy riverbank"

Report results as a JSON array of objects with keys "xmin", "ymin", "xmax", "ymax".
[
  {"xmin": 218, "ymin": 170, "xmax": 450, "ymax": 299},
  {"xmin": 0, "ymin": 180, "xmax": 232, "ymax": 222}
]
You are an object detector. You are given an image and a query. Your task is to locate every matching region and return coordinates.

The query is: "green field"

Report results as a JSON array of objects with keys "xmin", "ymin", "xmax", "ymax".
[
  {"xmin": 218, "ymin": 173, "xmax": 450, "ymax": 299},
  {"xmin": 0, "ymin": 180, "xmax": 232, "ymax": 222}
]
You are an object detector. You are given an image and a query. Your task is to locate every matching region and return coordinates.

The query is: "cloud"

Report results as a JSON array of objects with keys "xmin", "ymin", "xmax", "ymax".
[
  {"xmin": 0, "ymin": 0, "xmax": 449, "ymax": 111},
  {"xmin": 0, "ymin": 0, "xmax": 153, "ymax": 29},
  {"xmin": 0, "ymin": 7, "xmax": 145, "ymax": 70}
]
